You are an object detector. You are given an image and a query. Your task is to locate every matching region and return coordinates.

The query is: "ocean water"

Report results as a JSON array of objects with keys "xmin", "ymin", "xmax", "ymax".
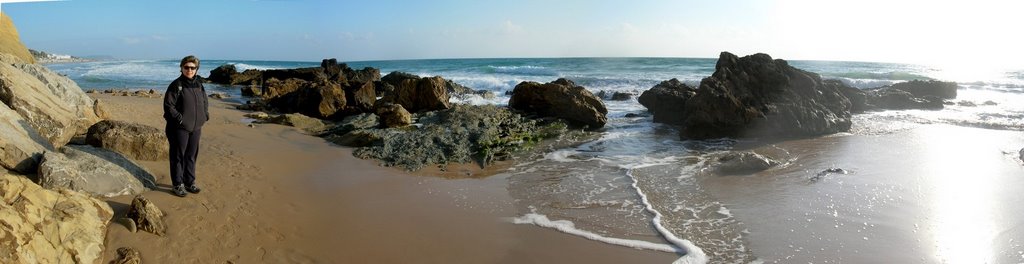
[{"xmin": 47, "ymin": 57, "xmax": 1024, "ymax": 263}]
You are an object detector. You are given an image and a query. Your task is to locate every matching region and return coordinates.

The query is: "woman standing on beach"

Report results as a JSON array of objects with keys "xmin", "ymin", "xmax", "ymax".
[{"xmin": 163, "ymin": 55, "xmax": 208, "ymax": 197}]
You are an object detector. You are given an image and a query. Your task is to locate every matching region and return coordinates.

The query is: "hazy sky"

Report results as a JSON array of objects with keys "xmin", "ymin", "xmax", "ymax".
[{"xmin": 3, "ymin": 0, "xmax": 1023, "ymax": 68}]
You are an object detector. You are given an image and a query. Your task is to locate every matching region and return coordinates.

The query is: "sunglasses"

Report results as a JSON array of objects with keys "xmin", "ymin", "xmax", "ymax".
[{"xmin": 182, "ymin": 65, "xmax": 198, "ymax": 70}]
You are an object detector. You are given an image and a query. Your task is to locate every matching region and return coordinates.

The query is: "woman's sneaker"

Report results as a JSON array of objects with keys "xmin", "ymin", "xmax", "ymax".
[
  {"xmin": 173, "ymin": 185, "xmax": 187, "ymax": 197},
  {"xmin": 186, "ymin": 185, "xmax": 201, "ymax": 194}
]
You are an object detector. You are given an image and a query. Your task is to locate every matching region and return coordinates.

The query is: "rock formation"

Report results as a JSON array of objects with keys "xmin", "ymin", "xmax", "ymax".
[
  {"xmin": 376, "ymin": 103, "xmax": 412, "ymax": 128},
  {"xmin": 509, "ymin": 78, "xmax": 608, "ymax": 129},
  {"xmin": 86, "ymin": 120, "xmax": 169, "ymax": 161},
  {"xmin": 668, "ymin": 52, "xmax": 853, "ymax": 139},
  {"xmin": 638, "ymin": 78, "xmax": 697, "ymax": 125},
  {"xmin": 38, "ymin": 145, "xmax": 156, "ymax": 197},
  {"xmin": 379, "ymin": 75, "xmax": 451, "ymax": 113},
  {"xmin": 0, "ymin": 99, "xmax": 52, "ymax": 173},
  {"xmin": 0, "ymin": 173, "xmax": 112, "ymax": 264},
  {"xmin": 126, "ymin": 195, "xmax": 166, "ymax": 236},
  {"xmin": 0, "ymin": 53, "xmax": 104, "ymax": 147}
]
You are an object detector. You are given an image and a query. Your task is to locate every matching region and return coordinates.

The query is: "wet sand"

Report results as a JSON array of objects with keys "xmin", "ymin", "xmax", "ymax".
[
  {"xmin": 94, "ymin": 94, "xmax": 678, "ymax": 263},
  {"xmin": 699, "ymin": 124, "xmax": 1024, "ymax": 263}
]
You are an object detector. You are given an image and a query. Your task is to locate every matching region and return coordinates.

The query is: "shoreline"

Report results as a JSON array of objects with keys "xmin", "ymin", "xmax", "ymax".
[{"xmin": 93, "ymin": 93, "xmax": 679, "ymax": 263}]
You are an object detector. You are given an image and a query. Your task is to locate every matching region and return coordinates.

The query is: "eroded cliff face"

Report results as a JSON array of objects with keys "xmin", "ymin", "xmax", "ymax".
[{"xmin": 0, "ymin": 13, "xmax": 36, "ymax": 64}]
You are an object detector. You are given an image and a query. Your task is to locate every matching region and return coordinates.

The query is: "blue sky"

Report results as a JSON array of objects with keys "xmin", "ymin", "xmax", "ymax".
[{"xmin": 3, "ymin": 0, "xmax": 1023, "ymax": 68}]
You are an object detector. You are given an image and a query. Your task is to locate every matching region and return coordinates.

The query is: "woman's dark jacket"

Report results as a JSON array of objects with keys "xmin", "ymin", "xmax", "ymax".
[{"xmin": 163, "ymin": 75, "xmax": 209, "ymax": 132}]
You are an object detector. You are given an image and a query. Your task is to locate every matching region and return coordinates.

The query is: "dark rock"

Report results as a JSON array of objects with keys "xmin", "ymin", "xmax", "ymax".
[
  {"xmin": 379, "ymin": 75, "xmax": 450, "ymax": 113},
  {"xmin": 85, "ymin": 120, "xmax": 168, "ymax": 161},
  {"xmin": 376, "ymin": 103, "xmax": 412, "ymax": 128},
  {"xmin": 344, "ymin": 80, "xmax": 376, "ymax": 113},
  {"xmin": 984, "ymin": 100, "xmax": 998, "ymax": 106},
  {"xmin": 379, "ymin": 71, "xmax": 418, "ymax": 97},
  {"xmin": 715, "ymin": 151, "xmax": 779, "ymax": 175},
  {"xmin": 262, "ymin": 67, "xmax": 329, "ymax": 84},
  {"xmin": 125, "ymin": 195, "xmax": 166, "ymax": 236},
  {"xmin": 509, "ymin": 78, "xmax": 608, "ymax": 129},
  {"xmin": 209, "ymin": 92, "xmax": 228, "ymax": 99},
  {"xmin": 834, "ymin": 80, "xmax": 868, "ymax": 113},
  {"xmin": 624, "ymin": 113, "xmax": 645, "ymax": 118},
  {"xmin": 678, "ymin": 52, "xmax": 853, "ymax": 139},
  {"xmin": 611, "ymin": 92, "xmax": 633, "ymax": 101},
  {"xmin": 867, "ymin": 88, "xmax": 943, "ymax": 110},
  {"xmin": 344, "ymin": 67, "xmax": 381, "ymax": 84},
  {"xmin": 891, "ymin": 80, "xmax": 957, "ymax": 99},
  {"xmin": 261, "ymin": 78, "xmax": 307, "ymax": 99},
  {"xmin": 1019, "ymin": 148, "xmax": 1023, "ymax": 162},
  {"xmin": 208, "ymin": 64, "xmax": 262, "ymax": 85},
  {"xmin": 809, "ymin": 168, "xmax": 848, "ymax": 183},
  {"xmin": 266, "ymin": 80, "xmax": 347, "ymax": 119},
  {"xmin": 241, "ymin": 84, "xmax": 262, "ymax": 97},
  {"xmin": 957, "ymin": 100, "xmax": 977, "ymax": 107},
  {"xmin": 638, "ymin": 78, "xmax": 697, "ymax": 125}
]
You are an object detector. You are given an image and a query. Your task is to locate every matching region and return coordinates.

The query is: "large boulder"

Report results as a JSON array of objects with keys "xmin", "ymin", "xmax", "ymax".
[
  {"xmin": 0, "ymin": 100, "xmax": 53, "ymax": 173},
  {"xmin": 261, "ymin": 78, "xmax": 307, "ymax": 99},
  {"xmin": 891, "ymin": 80, "xmax": 957, "ymax": 99},
  {"xmin": 0, "ymin": 53, "xmax": 104, "ymax": 147},
  {"xmin": 380, "ymin": 75, "xmax": 451, "ymax": 113},
  {"xmin": 376, "ymin": 103, "xmax": 412, "ymax": 128},
  {"xmin": 509, "ymin": 78, "xmax": 608, "ymax": 129},
  {"xmin": 678, "ymin": 52, "xmax": 852, "ymax": 139},
  {"xmin": 344, "ymin": 80, "xmax": 376, "ymax": 113},
  {"xmin": 38, "ymin": 145, "xmax": 156, "ymax": 197},
  {"xmin": 0, "ymin": 13, "xmax": 35, "ymax": 64},
  {"xmin": 267, "ymin": 80, "xmax": 347, "ymax": 119},
  {"xmin": 0, "ymin": 173, "xmax": 112, "ymax": 264},
  {"xmin": 344, "ymin": 66, "xmax": 381, "ymax": 84},
  {"xmin": 126, "ymin": 195, "xmax": 166, "ymax": 236},
  {"xmin": 86, "ymin": 120, "xmax": 169, "ymax": 161},
  {"xmin": 638, "ymin": 78, "xmax": 697, "ymax": 125}
]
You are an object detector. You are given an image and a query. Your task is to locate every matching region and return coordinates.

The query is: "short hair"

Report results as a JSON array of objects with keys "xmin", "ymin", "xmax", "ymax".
[{"xmin": 180, "ymin": 55, "xmax": 200, "ymax": 67}]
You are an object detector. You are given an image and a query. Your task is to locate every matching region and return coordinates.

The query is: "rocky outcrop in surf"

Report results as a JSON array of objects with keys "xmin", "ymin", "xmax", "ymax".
[
  {"xmin": 840, "ymin": 80, "xmax": 957, "ymax": 112},
  {"xmin": 509, "ymin": 78, "xmax": 608, "ymax": 129},
  {"xmin": 666, "ymin": 52, "xmax": 853, "ymax": 139},
  {"xmin": 638, "ymin": 78, "xmax": 697, "ymax": 125},
  {"xmin": 639, "ymin": 52, "xmax": 961, "ymax": 139}
]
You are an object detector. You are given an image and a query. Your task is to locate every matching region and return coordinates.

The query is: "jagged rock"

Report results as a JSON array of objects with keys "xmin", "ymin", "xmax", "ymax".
[
  {"xmin": 0, "ymin": 173, "xmax": 112, "ymax": 264},
  {"xmin": 208, "ymin": 64, "xmax": 263, "ymax": 85},
  {"xmin": 38, "ymin": 145, "xmax": 156, "ymax": 197},
  {"xmin": 241, "ymin": 83, "xmax": 262, "ymax": 97},
  {"xmin": 1019, "ymin": 148, "xmax": 1023, "ymax": 162},
  {"xmin": 379, "ymin": 75, "xmax": 450, "ymax": 113},
  {"xmin": 677, "ymin": 52, "xmax": 852, "ymax": 139},
  {"xmin": 638, "ymin": 78, "xmax": 698, "ymax": 125},
  {"xmin": 0, "ymin": 100, "xmax": 53, "ymax": 173},
  {"xmin": 344, "ymin": 80, "xmax": 376, "ymax": 113},
  {"xmin": 86, "ymin": 120, "xmax": 169, "ymax": 161},
  {"xmin": 344, "ymin": 66, "xmax": 381, "ymax": 84},
  {"xmin": 262, "ymin": 67, "xmax": 331, "ymax": 85},
  {"xmin": 891, "ymin": 80, "xmax": 957, "ymax": 99},
  {"xmin": 267, "ymin": 80, "xmax": 347, "ymax": 119},
  {"xmin": 597, "ymin": 90, "xmax": 634, "ymax": 101},
  {"xmin": 867, "ymin": 88, "xmax": 944, "ymax": 110},
  {"xmin": 112, "ymin": 247, "xmax": 142, "ymax": 264},
  {"xmin": 261, "ymin": 78, "xmax": 307, "ymax": 99},
  {"xmin": 0, "ymin": 53, "xmax": 104, "ymax": 147},
  {"xmin": 509, "ymin": 78, "xmax": 608, "ymax": 129},
  {"xmin": 126, "ymin": 195, "xmax": 166, "ymax": 236},
  {"xmin": 376, "ymin": 103, "xmax": 412, "ymax": 128},
  {"xmin": 715, "ymin": 151, "xmax": 779, "ymax": 175},
  {"xmin": 267, "ymin": 113, "xmax": 328, "ymax": 133}
]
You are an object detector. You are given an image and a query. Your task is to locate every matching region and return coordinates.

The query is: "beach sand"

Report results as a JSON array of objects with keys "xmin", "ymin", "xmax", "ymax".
[{"xmin": 94, "ymin": 94, "xmax": 678, "ymax": 263}]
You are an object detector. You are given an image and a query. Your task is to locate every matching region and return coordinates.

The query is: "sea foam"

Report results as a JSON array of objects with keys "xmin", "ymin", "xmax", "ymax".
[{"xmin": 511, "ymin": 213, "xmax": 680, "ymax": 253}]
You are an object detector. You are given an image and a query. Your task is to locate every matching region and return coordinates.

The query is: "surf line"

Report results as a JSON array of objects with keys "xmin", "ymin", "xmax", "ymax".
[{"xmin": 626, "ymin": 166, "xmax": 709, "ymax": 264}]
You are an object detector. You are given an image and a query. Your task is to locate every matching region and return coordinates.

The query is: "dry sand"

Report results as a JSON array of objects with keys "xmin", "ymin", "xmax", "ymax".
[{"xmin": 94, "ymin": 94, "xmax": 678, "ymax": 263}]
